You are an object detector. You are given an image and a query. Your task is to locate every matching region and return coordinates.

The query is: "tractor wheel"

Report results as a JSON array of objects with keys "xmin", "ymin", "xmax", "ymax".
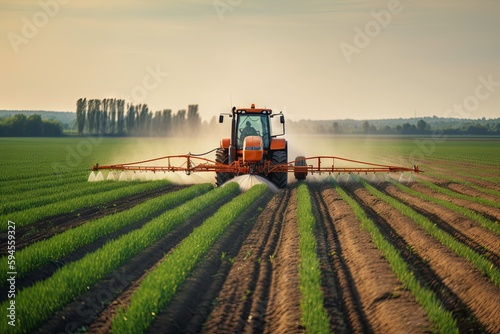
[
  {"xmin": 294, "ymin": 155, "xmax": 308, "ymax": 180},
  {"xmin": 269, "ymin": 150, "xmax": 288, "ymax": 189},
  {"xmin": 215, "ymin": 148, "xmax": 233, "ymax": 187}
]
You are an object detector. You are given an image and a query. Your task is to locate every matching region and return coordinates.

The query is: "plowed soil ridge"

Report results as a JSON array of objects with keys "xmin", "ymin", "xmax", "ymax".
[
  {"xmin": 34, "ymin": 193, "xmax": 237, "ymax": 334},
  {"xmin": 146, "ymin": 191, "xmax": 273, "ymax": 334},
  {"xmin": 351, "ymin": 182, "xmax": 500, "ymax": 333},
  {"xmin": 412, "ymin": 182, "xmax": 500, "ymax": 222},
  {"xmin": 382, "ymin": 183, "xmax": 500, "ymax": 266},
  {"xmin": 324, "ymin": 182, "xmax": 431, "ymax": 333},
  {"xmin": 263, "ymin": 186, "xmax": 303, "ymax": 334},
  {"xmin": 348, "ymin": 183, "xmax": 482, "ymax": 333},
  {"xmin": 204, "ymin": 187, "xmax": 291, "ymax": 333},
  {"xmin": 310, "ymin": 183, "xmax": 361, "ymax": 333}
]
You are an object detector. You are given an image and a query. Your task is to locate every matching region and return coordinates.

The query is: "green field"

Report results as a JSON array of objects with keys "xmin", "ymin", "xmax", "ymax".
[{"xmin": 0, "ymin": 136, "xmax": 499, "ymax": 333}]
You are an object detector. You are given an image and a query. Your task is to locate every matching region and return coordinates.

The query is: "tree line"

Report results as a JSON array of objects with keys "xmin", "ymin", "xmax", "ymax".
[
  {"xmin": 0, "ymin": 114, "xmax": 62, "ymax": 137},
  {"xmin": 289, "ymin": 118, "xmax": 500, "ymax": 136},
  {"xmin": 76, "ymin": 98, "xmax": 201, "ymax": 136}
]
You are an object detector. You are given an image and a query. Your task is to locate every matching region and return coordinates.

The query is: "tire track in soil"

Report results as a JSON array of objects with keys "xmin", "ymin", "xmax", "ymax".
[
  {"xmin": 310, "ymin": 182, "xmax": 362, "ymax": 334},
  {"xmin": 145, "ymin": 191, "xmax": 274, "ymax": 334},
  {"xmin": 350, "ymin": 183, "xmax": 500, "ymax": 333},
  {"xmin": 325, "ymin": 182, "xmax": 431, "ymax": 334},
  {"xmin": 262, "ymin": 185, "xmax": 303, "ymax": 334},
  {"xmin": 33, "ymin": 193, "xmax": 237, "ymax": 334},
  {"xmin": 0, "ymin": 185, "xmax": 183, "ymax": 253},
  {"xmin": 382, "ymin": 183, "xmax": 500, "ymax": 266},
  {"xmin": 203, "ymin": 187, "xmax": 291, "ymax": 333}
]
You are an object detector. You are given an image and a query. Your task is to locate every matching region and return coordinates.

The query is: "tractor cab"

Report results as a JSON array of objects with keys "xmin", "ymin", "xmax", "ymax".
[
  {"xmin": 219, "ymin": 104, "xmax": 285, "ymax": 151},
  {"xmin": 217, "ymin": 104, "xmax": 288, "ymax": 188},
  {"xmin": 236, "ymin": 114, "xmax": 269, "ymax": 149}
]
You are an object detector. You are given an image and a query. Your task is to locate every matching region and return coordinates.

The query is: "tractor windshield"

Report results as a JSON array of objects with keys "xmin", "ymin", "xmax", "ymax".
[{"xmin": 236, "ymin": 114, "xmax": 270, "ymax": 149}]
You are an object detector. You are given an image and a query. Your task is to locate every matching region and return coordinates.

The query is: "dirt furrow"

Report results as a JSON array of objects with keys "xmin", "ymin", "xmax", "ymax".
[
  {"xmin": 325, "ymin": 183, "xmax": 431, "ymax": 333},
  {"xmin": 447, "ymin": 182, "xmax": 500, "ymax": 203},
  {"xmin": 383, "ymin": 183, "xmax": 500, "ymax": 266},
  {"xmin": 419, "ymin": 172, "xmax": 500, "ymax": 195},
  {"xmin": 263, "ymin": 186, "xmax": 303, "ymax": 334},
  {"xmin": 351, "ymin": 184, "xmax": 500, "ymax": 333},
  {"xmin": 311, "ymin": 183, "xmax": 362, "ymax": 333},
  {"xmin": 34, "ymin": 194, "xmax": 236, "ymax": 334},
  {"xmin": 410, "ymin": 182, "xmax": 500, "ymax": 222},
  {"xmin": 146, "ymin": 191, "xmax": 273, "ymax": 334},
  {"xmin": 204, "ymin": 188, "xmax": 290, "ymax": 333}
]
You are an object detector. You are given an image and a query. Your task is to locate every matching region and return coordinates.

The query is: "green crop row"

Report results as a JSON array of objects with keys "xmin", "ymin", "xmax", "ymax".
[
  {"xmin": 0, "ymin": 180, "xmax": 171, "ymax": 232},
  {"xmin": 390, "ymin": 180, "xmax": 499, "ymax": 234},
  {"xmin": 425, "ymin": 171, "xmax": 500, "ymax": 198},
  {"xmin": 417, "ymin": 179, "xmax": 500, "ymax": 209},
  {"xmin": 359, "ymin": 178, "xmax": 500, "ymax": 287},
  {"xmin": 111, "ymin": 184, "xmax": 268, "ymax": 333},
  {"xmin": 0, "ymin": 173, "xmax": 86, "ymax": 196},
  {"xmin": 0, "ymin": 183, "xmax": 240, "ymax": 333},
  {"xmin": 296, "ymin": 184, "xmax": 331, "ymax": 334},
  {"xmin": 330, "ymin": 178, "xmax": 458, "ymax": 334},
  {"xmin": 1, "ymin": 180, "xmax": 131, "ymax": 215},
  {"xmin": 0, "ymin": 184, "xmax": 213, "ymax": 285}
]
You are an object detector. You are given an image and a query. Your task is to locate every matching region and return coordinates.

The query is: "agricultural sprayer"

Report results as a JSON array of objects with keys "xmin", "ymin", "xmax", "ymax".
[{"xmin": 90, "ymin": 104, "xmax": 420, "ymax": 188}]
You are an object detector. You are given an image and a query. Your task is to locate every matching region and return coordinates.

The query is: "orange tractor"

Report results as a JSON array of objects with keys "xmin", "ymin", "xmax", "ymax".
[
  {"xmin": 91, "ymin": 104, "xmax": 419, "ymax": 188},
  {"xmin": 215, "ymin": 104, "xmax": 289, "ymax": 188}
]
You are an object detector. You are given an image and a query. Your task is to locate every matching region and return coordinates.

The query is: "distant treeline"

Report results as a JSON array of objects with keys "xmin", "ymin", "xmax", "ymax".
[
  {"xmin": 76, "ymin": 98, "xmax": 201, "ymax": 136},
  {"xmin": 0, "ymin": 114, "xmax": 63, "ymax": 137},
  {"xmin": 288, "ymin": 118, "xmax": 500, "ymax": 136},
  {"xmin": 2, "ymin": 106, "xmax": 499, "ymax": 137}
]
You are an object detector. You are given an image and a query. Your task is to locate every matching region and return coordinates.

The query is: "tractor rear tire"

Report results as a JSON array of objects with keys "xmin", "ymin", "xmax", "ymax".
[
  {"xmin": 269, "ymin": 150, "xmax": 288, "ymax": 189},
  {"xmin": 215, "ymin": 148, "xmax": 233, "ymax": 187}
]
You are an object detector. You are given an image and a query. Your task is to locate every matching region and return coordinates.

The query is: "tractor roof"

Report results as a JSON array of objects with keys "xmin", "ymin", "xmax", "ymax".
[{"xmin": 236, "ymin": 104, "xmax": 272, "ymax": 114}]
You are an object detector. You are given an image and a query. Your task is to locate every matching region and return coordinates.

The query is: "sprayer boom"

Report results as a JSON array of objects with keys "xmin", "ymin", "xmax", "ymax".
[{"xmin": 91, "ymin": 154, "xmax": 419, "ymax": 177}]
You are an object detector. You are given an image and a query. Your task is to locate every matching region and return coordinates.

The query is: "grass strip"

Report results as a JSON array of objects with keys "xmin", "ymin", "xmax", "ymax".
[
  {"xmin": 296, "ymin": 183, "xmax": 331, "ymax": 334},
  {"xmin": 331, "ymin": 178, "xmax": 458, "ymax": 334},
  {"xmin": 0, "ymin": 180, "xmax": 171, "ymax": 231},
  {"xmin": 360, "ymin": 178, "xmax": 500, "ymax": 287},
  {"xmin": 111, "ymin": 184, "xmax": 268, "ymax": 334},
  {"xmin": 391, "ymin": 180, "xmax": 499, "ymax": 234},
  {"xmin": 0, "ymin": 183, "xmax": 240, "ymax": 333},
  {"xmin": 0, "ymin": 184, "xmax": 213, "ymax": 285}
]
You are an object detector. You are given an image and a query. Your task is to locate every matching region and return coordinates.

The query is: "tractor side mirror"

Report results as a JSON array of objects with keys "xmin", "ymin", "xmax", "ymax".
[
  {"xmin": 219, "ymin": 115, "xmax": 224, "ymax": 123},
  {"xmin": 280, "ymin": 115, "xmax": 285, "ymax": 124}
]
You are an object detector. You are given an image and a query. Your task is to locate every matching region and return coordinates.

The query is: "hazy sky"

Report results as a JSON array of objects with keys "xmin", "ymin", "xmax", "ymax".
[{"xmin": 1, "ymin": 0, "xmax": 499, "ymax": 121}]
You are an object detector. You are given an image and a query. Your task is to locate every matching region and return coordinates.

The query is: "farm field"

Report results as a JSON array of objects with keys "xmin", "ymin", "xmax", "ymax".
[{"xmin": 0, "ymin": 136, "xmax": 499, "ymax": 333}]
